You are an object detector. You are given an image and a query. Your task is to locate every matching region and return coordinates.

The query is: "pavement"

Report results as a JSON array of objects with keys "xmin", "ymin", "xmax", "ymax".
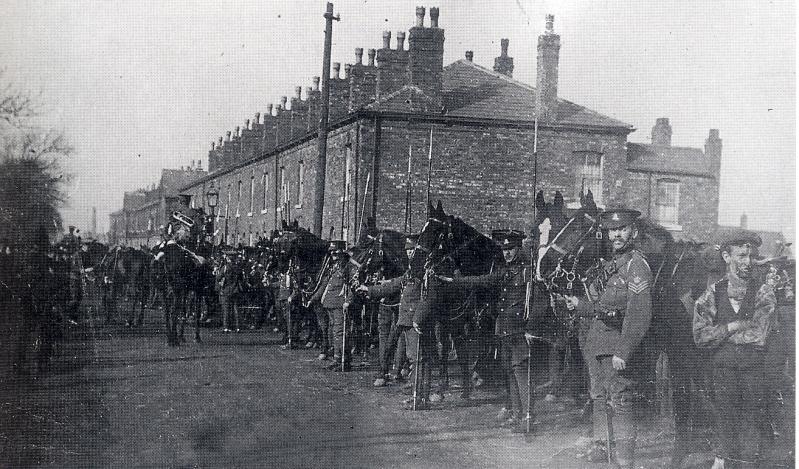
[{"xmin": 0, "ymin": 308, "xmax": 793, "ymax": 468}]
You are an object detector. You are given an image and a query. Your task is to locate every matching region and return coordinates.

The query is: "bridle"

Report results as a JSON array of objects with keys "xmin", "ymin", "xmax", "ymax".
[{"xmin": 538, "ymin": 212, "xmax": 602, "ymax": 294}]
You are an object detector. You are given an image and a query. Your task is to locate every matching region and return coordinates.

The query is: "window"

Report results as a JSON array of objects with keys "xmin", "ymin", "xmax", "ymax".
[
  {"xmin": 249, "ymin": 175, "xmax": 255, "ymax": 216},
  {"xmin": 296, "ymin": 161, "xmax": 305, "ymax": 208},
  {"xmin": 575, "ymin": 151, "xmax": 603, "ymax": 206},
  {"xmin": 656, "ymin": 179, "xmax": 680, "ymax": 226},
  {"xmin": 268, "ymin": 171, "xmax": 269, "ymax": 212},
  {"xmin": 278, "ymin": 166, "xmax": 286, "ymax": 212},
  {"xmin": 225, "ymin": 186, "xmax": 231, "ymax": 220},
  {"xmin": 236, "ymin": 180, "xmax": 242, "ymax": 217}
]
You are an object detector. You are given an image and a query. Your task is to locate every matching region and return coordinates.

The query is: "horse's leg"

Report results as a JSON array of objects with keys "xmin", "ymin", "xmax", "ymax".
[
  {"xmin": 435, "ymin": 322, "xmax": 449, "ymax": 394},
  {"xmin": 455, "ymin": 334, "xmax": 472, "ymax": 399}
]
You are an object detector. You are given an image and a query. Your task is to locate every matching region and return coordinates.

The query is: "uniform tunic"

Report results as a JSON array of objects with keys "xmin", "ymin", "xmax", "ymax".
[{"xmin": 574, "ymin": 247, "xmax": 653, "ymax": 451}]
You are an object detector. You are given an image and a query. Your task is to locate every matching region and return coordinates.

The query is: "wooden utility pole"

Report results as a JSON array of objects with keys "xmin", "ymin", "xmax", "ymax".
[{"xmin": 312, "ymin": 2, "xmax": 340, "ymax": 237}]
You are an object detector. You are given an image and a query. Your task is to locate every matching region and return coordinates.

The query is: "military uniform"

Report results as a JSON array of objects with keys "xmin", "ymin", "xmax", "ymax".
[
  {"xmin": 448, "ymin": 230, "xmax": 541, "ymax": 426},
  {"xmin": 572, "ymin": 209, "xmax": 653, "ymax": 467},
  {"xmin": 693, "ymin": 229, "xmax": 776, "ymax": 465},
  {"xmin": 216, "ymin": 252, "xmax": 244, "ymax": 332},
  {"xmin": 308, "ymin": 241, "xmax": 354, "ymax": 367},
  {"xmin": 367, "ymin": 258, "xmax": 433, "ymax": 405}
]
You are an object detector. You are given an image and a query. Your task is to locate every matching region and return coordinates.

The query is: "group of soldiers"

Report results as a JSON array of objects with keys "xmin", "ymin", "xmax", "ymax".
[
  {"xmin": 13, "ymin": 207, "xmax": 789, "ymax": 469},
  {"xmin": 253, "ymin": 207, "xmax": 788, "ymax": 469}
]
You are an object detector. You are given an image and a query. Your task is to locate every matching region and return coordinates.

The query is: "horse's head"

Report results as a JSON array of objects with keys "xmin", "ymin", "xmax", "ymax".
[
  {"xmin": 350, "ymin": 229, "xmax": 406, "ymax": 284},
  {"xmin": 417, "ymin": 200, "xmax": 499, "ymax": 277},
  {"xmin": 535, "ymin": 190, "xmax": 605, "ymax": 292}
]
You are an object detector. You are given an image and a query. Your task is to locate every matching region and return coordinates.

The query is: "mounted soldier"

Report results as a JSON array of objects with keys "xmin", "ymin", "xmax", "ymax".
[{"xmin": 563, "ymin": 208, "xmax": 653, "ymax": 469}]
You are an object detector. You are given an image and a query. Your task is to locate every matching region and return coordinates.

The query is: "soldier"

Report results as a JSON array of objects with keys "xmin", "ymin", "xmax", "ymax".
[
  {"xmin": 563, "ymin": 208, "xmax": 653, "ymax": 469},
  {"xmin": 216, "ymin": 250, "xmax": 244, "ymax": 332},
  {"xmin": 372, "ymin": 235, "xmax": 415, "ymax": 387},
  {"xmin": 357, "ymin": 234, "xmax": 435, "ymax": 408},
  {"xmin": 438, "ymin": 229, "xmax": 543, "ymax": 432},
  {"xmin": 693, "ymin": 230, "xmax": 776, "ymax": 469},
  {"xmin": 308, "ymin": 241, "xmax": 353, "ymax": 370}
]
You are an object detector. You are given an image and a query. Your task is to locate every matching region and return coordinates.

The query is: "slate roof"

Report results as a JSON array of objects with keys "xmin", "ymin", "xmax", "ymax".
[
  {"xmin": 626, "ymin": 143, "xmax": 715, "ymax": 178},
  {"xmin": 440, "ymin": 60, "xmax": 633, "ymax": 129},
  {"xmin": 159, "ymin": 169, "xmax": 206, "ymax": 197},
  {"xmin": 363, "ymin": 59, "xmax": 633, "ymax": 130}
]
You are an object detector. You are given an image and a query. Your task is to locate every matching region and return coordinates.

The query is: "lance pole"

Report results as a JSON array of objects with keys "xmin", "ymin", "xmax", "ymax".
[
  {"xmin": 404, "ymin": 136, "xmax": 413, "ymax": 233},
  {"xmin": 425, "ymin": 125, "xmax": 434, "ymax": 210},
  {"xmin": 355, "ymin": 172, "xmax": 370, "ymax": 242}
]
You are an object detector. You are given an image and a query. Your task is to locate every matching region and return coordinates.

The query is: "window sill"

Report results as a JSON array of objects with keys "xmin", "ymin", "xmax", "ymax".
[
  {"xmin": 260, "ymin": 209, "xmax": 268, "ymax": 214},
  {"xmin": 294, "ymin": 204, "xmax": 303, "ymax": 209},
  {"xmin": 660, "ymin": 223, "xmax": 683, "ymax": 231}
]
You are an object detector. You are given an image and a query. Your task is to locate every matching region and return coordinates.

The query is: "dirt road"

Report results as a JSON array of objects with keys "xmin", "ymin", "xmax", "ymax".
[{"xmin": 0, "ymin": 309, "xmax": 791, "ymax": 468}]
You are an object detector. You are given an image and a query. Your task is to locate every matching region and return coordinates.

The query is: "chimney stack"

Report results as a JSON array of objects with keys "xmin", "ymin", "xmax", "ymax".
[
  {"xmin": 396, "ymin": 31, "xmax": 406, "ymax": 51},
  {"xmin": 408, "ymin": 5, "xmax": 445, "ymax": 109},
  {"xmin": 740, "ymin": 213, "xmax": 748, "ymax": 229},
  {"xmin": 465, "ymin": 51, "xmax": 473, "ymax": 61},
  {"xmin": 536, "ymin": 14, "xmax": 560, "ymax": 123},
  {"xmin": 382, "ymin": 30, "xmax": 391, "ymax": 49},
  {"xmin": 376, "ymin": 29, "xmax": 410, "ymax": 99},
  {"xmin": 652, "ymin": 118, "xmax": 672, "ymax": 146},
  {"xmin": 494, "ymin": 38, "xmax": 514, "ymax": 77},
  {"xmin": 705, "ymin": 128, "xmax": 722, "ymax": 176}
]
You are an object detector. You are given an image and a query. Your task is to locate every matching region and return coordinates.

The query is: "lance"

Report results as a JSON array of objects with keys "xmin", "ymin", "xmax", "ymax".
[
  {"xmin": 425, "ymin": 126, "xmax": 434, "ymax": 211},
  {"xmin": 355, "ymin": 172, "xmax": 371, "ymax": 242},
  {"xmin": 404, "ymin": 138, "xmax": 413, "ymax": 233}
]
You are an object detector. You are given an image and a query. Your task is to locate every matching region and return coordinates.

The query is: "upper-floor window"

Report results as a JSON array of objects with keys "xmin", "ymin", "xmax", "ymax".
[
  {"xmin": 236, "ymin": 180, "xmax": 242, "ymax": 217},
  {"xmin": 656, "ymin": 179, "xmax": 680, "ymax": 226},
  {"xmin": 297, "ymin": 161, "xmax": 305, "ymax": 207},
  {"xmin": 575, "ymin": 151, "xmax": 603, "ymax": 206},
  {"xmin": 268, "ymin": 171, "xmax": 269, "ymax": 210},
  {"xmin": 249, "ymin": 175, "xmax": 255, "ymax": 215},
  {"xmin": 225, "ymin": 186, "xmax": 231, "ymax": 219}
]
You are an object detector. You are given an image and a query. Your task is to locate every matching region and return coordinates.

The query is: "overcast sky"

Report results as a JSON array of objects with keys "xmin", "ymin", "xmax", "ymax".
[{"xmin": 2, "ymin": 0, "xmax": 795, "ymax": 238}]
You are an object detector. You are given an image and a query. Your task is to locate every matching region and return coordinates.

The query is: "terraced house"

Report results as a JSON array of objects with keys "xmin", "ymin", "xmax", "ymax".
[{"xmin": 135, "ymin": 8, "xmax": 722, "ymax": 245}]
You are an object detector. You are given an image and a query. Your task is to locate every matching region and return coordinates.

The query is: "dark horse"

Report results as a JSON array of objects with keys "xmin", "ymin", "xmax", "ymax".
[
  {"xmin": 416, "ymin": 201, "xmax": 501, "ymax": 397},
  {"xmin": 271, "ymin": 220, "xmax": 329, "ymax": 344},
  {"xmin": 151, "ymin": 209, "xmax": 214, "ymax": 346}
]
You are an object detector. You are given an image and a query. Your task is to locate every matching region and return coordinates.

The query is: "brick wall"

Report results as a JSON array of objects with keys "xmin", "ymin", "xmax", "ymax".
[{"xmin": 371, "ymin": 120, "xmax": 627, "ymax": 235}]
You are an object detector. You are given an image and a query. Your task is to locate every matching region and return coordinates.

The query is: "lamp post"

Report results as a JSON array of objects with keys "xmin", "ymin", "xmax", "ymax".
[{"xmin": 206, "ymin": 186, "xmax": 219, "ymax": 245}]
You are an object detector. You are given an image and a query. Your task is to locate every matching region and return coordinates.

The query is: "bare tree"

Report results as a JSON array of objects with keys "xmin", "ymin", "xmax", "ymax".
[{"xmin": 0, "ymin": 71, "xmax": 72, "ymax": 246}]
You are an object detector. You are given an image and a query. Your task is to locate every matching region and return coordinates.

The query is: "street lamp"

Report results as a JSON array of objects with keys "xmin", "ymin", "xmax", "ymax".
[{"xmin": 206, "ymin": 186, "xmax": 219, "ymax": 241}]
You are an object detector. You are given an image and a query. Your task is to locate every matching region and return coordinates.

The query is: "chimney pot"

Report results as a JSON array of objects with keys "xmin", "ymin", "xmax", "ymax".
[
  {"xmin": 245, "ymin": 119, "xmax": 250, "ymax": 130},
  {"xmin": 382, "ymin": 31, "xmax": 391, "ymax": 49},
  {"xmin": 367, "ymin": 48, "xmax": 376, "ymax": 66},
  {"xmin": 332, "ymin": 62, "xmax": 341, "ymax": 78},
  {"xmin": 313, "ymin": 76, "xmax": 320, "ymax": 90},
  {"xmin": 295, "ymin": 86, "xmax": 302, "ymax": 99},
  {"xmin": 429, "ymin": 7, "xmax": 439, "ymax": 28},
  {"xmin": 254, "ymin": 112, "xmax": 260, "ymax": 124},
  {"xmin": 211, "ymin": 141, "xmax": 216, "ymax": 151},
  {"xmin": 344, "ymin": 63, "xmax": 352, "ymax": 78},
  {"xmin": 235, "ymin": 126, "xmax": 240, "ymax": 137},
  {"xmin": 267, "ymin": 103, "xmax": 274, "ymax": 115},
  {"xmin": 396, "ymin": 31, "xmax": 406, "ymax": 50},
  {"xmin": 218, "ymin": 136, "xmax": 223, "ymax": 145},
  {"xmin": 501, "ymin": 38, "xmax": 509, "ymax": 57},
  {"xmin": 305, "ymin": 86, "xmax": 313, "ymax": 97},
  {"xmin": 355, "ymin": 47, "xmax": 363, "ymax": 64},
  {"xmin": 415, "ymin": 6, "xmax": 425, "ymax": 27},
  {"xmin": 197, "ymin": 160, "xmax": 202, "ymax": 170},
  {"xmin": 226, "ymin": 131, "xmax": 231, "ymax": 141},
  {"xmin": 280, "ymin": 96, "xmax": 287, "ymax": 107},
  {"xmin": 709, "ymin": 129, "xmax": 720, "ymax": 139},
  {"xmin": 465, "ymin": 51, "xmax": 474, "ymax": 61},
  {"xmin": 545, "ymin": 14, "xmax": 555, "ymax": 33}
]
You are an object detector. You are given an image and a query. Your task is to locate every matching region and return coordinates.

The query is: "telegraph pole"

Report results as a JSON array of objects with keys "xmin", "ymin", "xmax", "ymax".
[{"xmin": 312, "ymin": 2, "xmax": 340, "ymax": 237}]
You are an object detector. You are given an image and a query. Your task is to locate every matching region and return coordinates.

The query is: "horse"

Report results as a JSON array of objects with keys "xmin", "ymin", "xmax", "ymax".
[
  {"xmin": 271, "ymin": 220, "xmax": 329, "ymax": 346},
  {"xmin": 348, "ymin": 228, "xmax": 408, "ymax": 360},
  {"xmin": 416, "ymin": 200, "xmax": 501, "ymax": 398},
  {"xmin": 151, "ymin": 209, "xmax": 213, "ymax": 345}
]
